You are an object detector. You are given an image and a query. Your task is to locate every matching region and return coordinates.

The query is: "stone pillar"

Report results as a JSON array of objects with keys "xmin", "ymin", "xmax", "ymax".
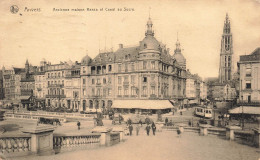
[
  {"xmin": 226, "ymin": 126, "xmax": 241, "ymax": 140},
  {"xmin": 91, "ymin": 126, "xmax": 112, "ymax": 146},
  {"xmin": 200, "ymin": 124, "xmax": 212, "ymax": 136},
  {"xmin": 21, "ymin": 124, "xmax": 55, "ymax": 156},
  {"xmin": 252, "ymin": 117, "xmax": 260, "ymax": 148},
  {"xmin": 112, "ymin": 127, "xmax": 124, "ymax": 141}
]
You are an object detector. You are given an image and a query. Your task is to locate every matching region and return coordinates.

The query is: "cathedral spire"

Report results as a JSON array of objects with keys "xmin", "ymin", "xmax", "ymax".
[{"xmin": 223, "ymin": 13, "xmax": 231, "ymax": 34}]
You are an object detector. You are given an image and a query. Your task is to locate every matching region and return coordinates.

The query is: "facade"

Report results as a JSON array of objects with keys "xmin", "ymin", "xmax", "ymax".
[
  {"xmin": 185, "ymin": 70, "xmax": 206, "ymax": 105},
  {"xmin": 64, "ymin": 62, "xmax": 81, "ymax": 110},
  {"xmin": 219, "ymin": 13, "xmax": 234, "ymax": 83},
  {"xmin": 237, "ymin": 47, "xmax": 260, "ymax": 105},
  {"xmin": 80, "ymin": 17, "xmax": 186, "ymax": 112},
  {"xmin": 211, "ymin": 83, "xmax": 236, "ymax": 101},
  {"xmin": 2, "ymin": 66, "xmax": 23, "ymax": 102},
  {"xmin": 45, "ymin": 63, "xmax": 66, "ymax": 107},
  {"xmin": 200, "ymin": 81, "xmax": 207, "ymax": 100},
  {"xmin": 0, "ymin": 70, "xmax": 4, "ymax": 100}
]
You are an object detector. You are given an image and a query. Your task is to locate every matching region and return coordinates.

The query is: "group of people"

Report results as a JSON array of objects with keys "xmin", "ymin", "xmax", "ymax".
[{"xmin": 127, "ymin": 121, "xmax": 157, "ymax": 136}]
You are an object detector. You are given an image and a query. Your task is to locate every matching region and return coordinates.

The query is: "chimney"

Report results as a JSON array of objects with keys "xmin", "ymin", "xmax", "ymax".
[{"xmin": 119, "ymin": 44, "xmax": 123, "ymax": 49}]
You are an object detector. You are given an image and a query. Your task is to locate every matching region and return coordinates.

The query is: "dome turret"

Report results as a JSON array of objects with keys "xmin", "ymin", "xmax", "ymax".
[{"xmin": 81, "ymin": 55, "xmax": 92, "ymax": 65}]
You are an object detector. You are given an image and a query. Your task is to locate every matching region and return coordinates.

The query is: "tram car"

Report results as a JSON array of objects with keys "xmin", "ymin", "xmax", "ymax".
[{"xmin": 194, "ymin": 106, "xmax": 213, "ymax": 118}]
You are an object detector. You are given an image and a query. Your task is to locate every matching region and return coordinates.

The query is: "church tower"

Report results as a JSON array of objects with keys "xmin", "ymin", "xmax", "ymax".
[{"xmin": 219, "ymin": 13, "xmax": 234, "ymax": 83}]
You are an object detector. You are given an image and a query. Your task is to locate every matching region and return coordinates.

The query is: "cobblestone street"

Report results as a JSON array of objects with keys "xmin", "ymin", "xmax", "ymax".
[{"xmin": 14, "ymin": 128, "xmax": 260, "ymax": 160}]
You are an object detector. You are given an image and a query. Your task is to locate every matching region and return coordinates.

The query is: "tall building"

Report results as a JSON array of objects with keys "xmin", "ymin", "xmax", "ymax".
[
  {"xmin": 80, "ymin": 16, "xmax": 186, "ymax": 113},
  {"xmin": 219, "ymin": 13, "xmax": 234, "ymax": 83},
  {"xmin": 237, "ymin": 47, "xmax": 260, "ymax": 105}
]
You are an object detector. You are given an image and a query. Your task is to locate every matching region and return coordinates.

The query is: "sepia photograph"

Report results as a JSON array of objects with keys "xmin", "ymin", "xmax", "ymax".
[{"xmin": 0, "ymin": 0, "xmax": 260, "ymax": 159}]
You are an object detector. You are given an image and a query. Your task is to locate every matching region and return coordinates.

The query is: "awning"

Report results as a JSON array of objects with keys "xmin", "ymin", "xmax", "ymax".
[
  {"xmin": 19, "ymin": 96, "xmax": 31, "ymax": 100},
  {"xmin": 189, "ymin": 99, "xmax": 198, "ymax": 104},
  {"xmin": 169, "ymin": 100, "xmax": 176, "ymax": 104},
  {"xmin": 112, "ymin": 100, "xmax": 174, "ymax": 110},
  {"xmin": 229, "ymin": 106, "xmax": 260, "ymax": 115}
]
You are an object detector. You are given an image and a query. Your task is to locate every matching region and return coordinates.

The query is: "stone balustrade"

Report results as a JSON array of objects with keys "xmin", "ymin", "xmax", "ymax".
[
  {"xmin": 109, "ymin": 132, "xmax": 120, "ymax": 146},
  {"xmin": 207, "ymin": 128, "xmax": 226, "ymax": 136},
  {"xmin": 0, "ymin": 134, "xmax": 31, "ymax": 157},
  {"xmin": 161, "ymin": 124, "xmax": 260, "ymax": 148},
  {"xmin": 53, "ymin": 133, "xmax": 101, "ymax": 153},
  {"xmin": 4, "ymin": 113, "xmax": 66, "ymax": 122},
  {"xmin": 5, "ymin": 110, "xmax": 95, "ymax": 119}
]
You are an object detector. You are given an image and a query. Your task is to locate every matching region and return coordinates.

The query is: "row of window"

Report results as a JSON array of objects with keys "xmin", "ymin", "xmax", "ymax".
[
  {"xmin": 90, "ymin": 65, "xmax": 112, "ymax": 74},
  {"xmin": 48, "ymin": 80, "xmax": 64, "ymax": 86},
  {"xmin": 47, "ymin": 71, "xmax": 64, "ymax": 78},
  {"xmin": 89, "ymin": 77, "xmax": 112, "ymax": 85},
  {"xmin": 89, "ymin": 88, "xmax": 112, "ymax": 96},
  {"xmin": 48, "ymin": 89, "xmax": 64, "ymax": 95}
]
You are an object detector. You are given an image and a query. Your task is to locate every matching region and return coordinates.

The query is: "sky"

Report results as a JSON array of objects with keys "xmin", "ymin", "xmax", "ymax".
[{"xmin": 0, "ymin": 0, "xmax": 259, "ymax": 78}]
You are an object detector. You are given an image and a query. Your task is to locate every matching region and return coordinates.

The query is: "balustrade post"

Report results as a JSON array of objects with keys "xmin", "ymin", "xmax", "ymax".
[
  {"xmin": 21, "ymin": 124, "xmax": 55, "ymax": 156},
  {"xmin": 226, "ymin": 126, "xmax": 241, "ymax": 140},
  {"xmin": 252, "ymin": 117, "xmax": 260, "ymax": 148},
  {"xmin": 91, "ymin": 126, "xmax": 111, "ymax": 146},
  {"xmin": 112, "ymin": 127, "xmax": 124, "ymax": 141},
  {"xmin": 199, "ymin": 124, "xmax": 212, "ymax": 136}
]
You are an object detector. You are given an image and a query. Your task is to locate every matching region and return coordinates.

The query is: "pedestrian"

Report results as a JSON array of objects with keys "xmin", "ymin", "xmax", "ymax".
[
  {"xmin": 136, "ymin": 124, "xmax": 141, "ymax": 136},
  {"xmin": 145, "ymin": 124, "xmax": 151, "ymax": 136},
  {"xmin": 151, "ymin": 122, "xmax": 156, "ymax": 136},
  {"xmin": 129, "ymin": 124, "xmax": 133, "ymax": 136},
  {"xmin": 139, "ymin": 119, "xmax": 142, "ymax": 126},
  {"xmin": 165, "ymin": 117, "xmax": 168, "ymax": 126},
  {"xmin": 77, "ymin": 121, "xmax": 81, "ymax": 130},
  {"xmin": 177, "ymin": 128, "xmax": 181, "ymax": 137}
]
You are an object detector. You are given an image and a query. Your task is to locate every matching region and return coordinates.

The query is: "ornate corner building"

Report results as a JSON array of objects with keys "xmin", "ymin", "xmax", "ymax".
[
  {"xmin": 219, "ymin": 13, "xmax": 234, "ymax": 83},
  {"xmin": 80, "ymin": 17, "xmax": 186, "ymax": 112}
]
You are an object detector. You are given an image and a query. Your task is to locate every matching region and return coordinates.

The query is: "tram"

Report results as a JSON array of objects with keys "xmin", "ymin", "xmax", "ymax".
[{"xmin": 194, "ymin": 106, "xmax": 213, "ymax": 118}]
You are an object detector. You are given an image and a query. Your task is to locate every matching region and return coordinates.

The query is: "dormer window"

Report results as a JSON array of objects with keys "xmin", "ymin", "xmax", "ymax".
[{"xmin": 144, "ymin": 43, "xmax": 147, "ymax": 49}]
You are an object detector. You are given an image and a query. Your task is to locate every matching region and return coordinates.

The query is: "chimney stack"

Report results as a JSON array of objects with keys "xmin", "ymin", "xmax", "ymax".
[{"xmin": 119, "ymin": 44, "xmax": 123, "ymax": 49}]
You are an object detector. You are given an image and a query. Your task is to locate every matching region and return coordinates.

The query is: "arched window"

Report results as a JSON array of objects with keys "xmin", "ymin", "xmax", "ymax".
[{"xmin": 89, "ymin": 100, "xmax": 93, "ymax": 109}]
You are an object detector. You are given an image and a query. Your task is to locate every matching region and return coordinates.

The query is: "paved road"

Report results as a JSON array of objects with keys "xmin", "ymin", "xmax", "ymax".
[{"xmin": 15, "ymin": 129, "xmax": 259, "ymax": 160}]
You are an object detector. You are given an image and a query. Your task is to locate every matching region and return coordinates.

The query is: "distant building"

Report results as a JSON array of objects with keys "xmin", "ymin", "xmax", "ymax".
[
  {"xmin": 211, "ymin": 83, "xmax": 236, "ymax": 101},
  {"xmin": 2, "ymin": 66, "xmax": 24, "ymax": 103},
  {"xmin": 45, "ymin": 62, "xmax": 66, "ymax": 107},
  {"xmin": 200, "ymin": 81, "xmax": 207, "ymax": 101},
  {"xmin": 64, "ymin": 62, "xmax": 81, "ymax": 110},
  {"xmin": 237, "ymin": 47, "xmax": 260, "ymax": 105},
  {"xmin": 219, "ymin": 13, "xmax": 234, "ymax": 83},
  {"xmin": 184, "ymin": 70, "xmax": 206, "ymax": 105}
]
